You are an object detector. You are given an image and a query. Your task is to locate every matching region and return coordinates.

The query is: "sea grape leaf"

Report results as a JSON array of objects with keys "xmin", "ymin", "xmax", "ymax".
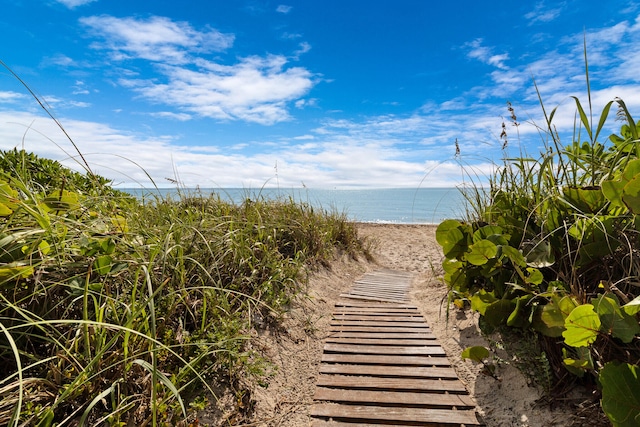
[
  {"xmin": 466, "ymin": 239, "xmax": 497, "ymax": 265},
  {"xmin": 623, "ymin": 295, "xmax": 640, "ymax": 316},
  {"xmin": 525, "ymin": 267, "xmax": 544, "ymax": 285},
  {"xmin": 501, "ymin": 245, "xmax": 526, "ymax": 267},
  {"xmin": 562, "ymin": 346, "xmax": 593, "ymax": 378},
  {"xmin": 484, "ymin": 298, "xmax": 516, "ymax": 327},
  {"xmin": 436, "ymin": 220, "xmax": 469, "ymax": 259},
  {"xmin": 592, "ymin": 294, "xmax": 640, "ymax": 343},
  {"xmin": 470, "ymin": 290, "xmax": 497, "ymax": 316},
  {"xmin": 562, "ymin": 304, "xmax": 601, "ymax": 347},
  {"xmin": 600, "ymin": 362, "xmax": 640, "ymax": 427},
  {"xmin": 0, "ymin": 264, "xmax": 34, "ymax": 285},
  {"xmin": 602, "ymin": 159, "xmax": 640, "ymax": 209},
  {"xmin": 507, "ymin": 294, "xmax": 534, "ymax": 328},
  {"xmin": 522, "ymin": 239, "xmax": 555, "ymax": 268},
  {"xmin": 622, "ymin": 175, "xmax": 640, "ymax": 214},
  {"xmin": 533, "ymin": 302, "xmax": 566, "ymax": 337},
  {"xmin": 472, "ymin": 225, "xmax": 503, "ymax": 243},
  {"xmin": 461, "ymin": 346, "xmax": 490, "ymax": 363},
  {"xmin": 562, "ymin": 186, "xmax": 607, "ymax": 214},
  {"xmin": 43, "ymin": 190, "xmax": 80, "ymax": 212}
]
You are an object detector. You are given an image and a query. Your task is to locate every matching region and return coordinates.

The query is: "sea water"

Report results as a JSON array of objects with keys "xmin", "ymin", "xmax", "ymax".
[{"xmin": 121, "ymin": 187, "xmax": 471, "ymax": 224}]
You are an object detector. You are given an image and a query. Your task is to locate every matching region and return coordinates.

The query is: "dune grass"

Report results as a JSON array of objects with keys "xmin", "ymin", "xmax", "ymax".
[{"xmin": 0, "ymin": 149, "xmax": 370, "ymax": 426}]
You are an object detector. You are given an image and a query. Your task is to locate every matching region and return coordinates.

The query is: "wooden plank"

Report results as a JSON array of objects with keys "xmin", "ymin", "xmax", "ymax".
[
  {"xmin": 332, "ymin": 307, "xmax": 420, "ymax": 314},
  {"xmin": 335, "ymin": 301, "xmax": 416, "ymax": 309},
  {"xmin": 325, "ymin": 337, "xmax": 438, "ymax": 346},
  {"xmin": 322, "ymin": 353, "xmax": 451, "ymax": 367},
  {"xmin": 316, "ymin": 374, "xmax": 467, "ymax": 393},
  {"xmin": 330, "ymin": 320, "xmax": 429, "ymax": 328},
  {"xmin": 339, "ymin": 294, "xmax": 409, "ymax": 303},
  {"xmin": 318, "ymin": 364, "xmax": 459, "ymax": 379},
  {"xmin": 311, "ymin": 403, "xmax": 482, "ymax": 425},
  {"xmin": 331, "ymin": 315, "xmax": 425, "ymax": 322},
  {"xmin": 324, "ymin": 343, "xmax": 446, "ymax": 356},
  {"xmin": 313, "ymin": 388, "xmax": 476, "ymax": 408},
  {"xmin": 329, "ymin": 326, "xmax": 433, "ymax": 333},
  {"xmin": 328, "ymin": 331, "xmax": 435, "ymax": 339}
]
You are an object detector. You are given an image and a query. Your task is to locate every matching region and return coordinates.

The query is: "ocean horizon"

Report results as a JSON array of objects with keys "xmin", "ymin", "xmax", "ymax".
[{"xmin": 120, "ymin": 187, "xmax": 472, "ymax": 224}]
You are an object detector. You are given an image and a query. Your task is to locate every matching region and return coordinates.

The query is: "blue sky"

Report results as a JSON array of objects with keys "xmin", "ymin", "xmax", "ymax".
[{"xmin": 1, "ymin": 1, "xmax": 639, "ymax": 189}]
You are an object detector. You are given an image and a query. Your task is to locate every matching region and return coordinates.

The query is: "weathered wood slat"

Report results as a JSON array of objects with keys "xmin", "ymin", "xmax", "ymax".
[
  {"xmin": 327, "ymin": 331, "xmax": 435, "ymax": 339},
  {"xmin": 313, "ymin": 388, "xmax": 476, "ymax": 408},
  {"xmin": 335, "ymin": 301, "xmax": 416, "ymax": 309},
  {"xmin": 316, "ymin": 374, "xmax": 467, "ymax": 393},
  {"xmin": 328, "ymin": 326, "xmax": 433, "ymax": 333},
  {"xmin": 332, "ymin": 308, "xmax": 420, "ymax": 314},
  {"xmin": 324, "ymin": 343, "xmax": 446, "ymax": 356},
  {"xmin": 318, "ymin": 364, "xmax": 459, "ymax": 379},
  {"xmin": 311, "ymin": 403, "xmax": 482, "ymax": 425},
  {"xmin": 339, "ymin": 294, "xmax": 409, "ymax": 303},
  {"xmin": 330, "ymin": 320, "xmax": 429, "ymax": 328},
  {"xmin": 332, "ymin": 315, "xmax": 425, "ymax": 322},
  {"xmin": 321, "ymin": 353, "xmax": 451, "ymax": 367},
  {"xmin": 324, "ymin": 337, "xmax": 438, "ymax": 346}
]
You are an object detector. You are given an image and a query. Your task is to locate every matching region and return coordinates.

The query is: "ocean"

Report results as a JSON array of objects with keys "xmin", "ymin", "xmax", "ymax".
[{"xmin": 120, "ymin": 187, "xmax": 471, "ymax": 224}]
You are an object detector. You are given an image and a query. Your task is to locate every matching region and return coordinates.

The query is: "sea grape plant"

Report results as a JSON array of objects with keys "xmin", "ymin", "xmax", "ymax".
[{"xmin": 438, "ymin": 96, "xmax": 640, "ymax": 426}]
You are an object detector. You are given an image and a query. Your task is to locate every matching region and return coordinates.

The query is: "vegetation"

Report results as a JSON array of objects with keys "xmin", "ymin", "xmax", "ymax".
[
  {"xmin": 437, "ymin": 85, "xmax": 640, "ymax": 424},
  {"xmin": 0, "ymin": 149, "xmax": 369, "ymax": 426}
]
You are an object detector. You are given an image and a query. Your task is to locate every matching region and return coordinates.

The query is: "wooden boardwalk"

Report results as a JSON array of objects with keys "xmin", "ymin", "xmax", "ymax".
[{"xmin": 311, "ymin": 270, "xmax": 483, "ymax": 426}]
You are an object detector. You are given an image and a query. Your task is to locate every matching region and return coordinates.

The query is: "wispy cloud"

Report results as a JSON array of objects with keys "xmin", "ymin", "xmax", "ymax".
[
  {"xmin": 80, "ymin": 15, "xmax": 235, "ymax": 64},
  {"xmin": 465, "ymin": 39, "xmax": 509, "ymax": 70},
  {"xmin": 55, "ymin": 0, "xmax": 97, "ymax": 9},
  {"xmin": 276, "ymin": 5, "xmax": 293, "ymax": 14},
  {"xmin": 120, "ymin": 55, "xmax": 315, "ymax": 124},
  {"xmin": 525, "ymin": 2, "xmax": 565, "ymax": 24},
  {"xmin": 0, "ymin": 91, "xmax": 25, "ymax": 103}
]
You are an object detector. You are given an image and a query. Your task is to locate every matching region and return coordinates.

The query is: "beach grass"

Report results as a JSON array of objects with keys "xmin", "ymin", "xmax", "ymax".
[{"xmin": 0, "ymin": 149, "xmax": 371, "ymax": 426}]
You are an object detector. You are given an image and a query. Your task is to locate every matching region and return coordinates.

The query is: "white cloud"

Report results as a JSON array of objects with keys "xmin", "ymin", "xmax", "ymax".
[
  {"xmin": 276, "ymin": 5, "xmax": 293, "ymax": 14},
  {"xmin": 525, "ymin": 2, "xmax": 564, "ymax": 24},
  {"xmin": 465, "ymin": 39, "xmax": 509, "ymax": 70},
  {"xmin": 80, "ymin": 15, "xmax": 235, "ymax": 64},
  {"xmin": 55, "ymin": 0, "xmax": 97, "ymax": 9},
  {"xmin": 0, "ymin": 91, "xmax": 25, "ymax": 103},
  {"xmin": 149, "ymin": 111, "xmax": 193, "ymax": 121},
  {"xmin": 120, "ymin": 55, "xmax": 315, "ymax": 124}
]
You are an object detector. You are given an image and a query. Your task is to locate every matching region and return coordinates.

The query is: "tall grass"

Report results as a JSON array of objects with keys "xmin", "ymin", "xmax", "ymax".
[{"xmin": 0, "ymin": 150, "xmax": 370, "ymax": 426}]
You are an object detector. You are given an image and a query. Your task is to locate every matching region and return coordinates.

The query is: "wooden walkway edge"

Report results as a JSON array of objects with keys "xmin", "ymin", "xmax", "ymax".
[{"xmin": 311, "ymin": 269, "xmax": 484, "ymax": 426}]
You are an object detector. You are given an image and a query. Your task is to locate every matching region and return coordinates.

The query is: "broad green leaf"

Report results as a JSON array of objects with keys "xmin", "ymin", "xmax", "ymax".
[
  {"xmin": 470, "ymin": 290, "xmax": 497, "ymax": 316},
  {"xmin": 0, "ymin": 202, "xmax": 12, "ymax": 216},
  {"xmin": 0, "ymin": 264, "xmax": 34, "ymax": 284},
  {"xmin": 602, "ymin": 159, "xmax": 640, "ymax": 208},
  {"xmin": 622, "ymin": 175, "xmax": 640, "ymax": 214},
  {"xmin": 525, "ymin": 267, "xmax": 543, "ymax": 285},
  {"xmin": 466, "ymin": 239, "xmax": 497, "ymax": 265},
  {"xmin": 440, "ymin": 227, "xmax": 469, "ymax": 259},
  {"xmin": 436, "ymin": 219, "xmax": 463, "ymax": 246},
  {"xmin": 533, "ymin": 302, "xmax": 565, "ymax": 337},
  {"xmin": 623, "ymin": 295, "xmax": 640, "ymax": 316},
  {"xmin": 93, "ymin": 255, "xmax": 113, "ymax": 275},
  {"xmin": 562, "ymin": 186, "xmax": 607, "ymax": 214},
  {"xmin": 600, "ymin": 362, "xmax": 640, "ymax": 427},
  {"xmin": 507, "ymin": 294, "xmax": 533, "ymax": 328},
  {"xmin": 484, "ymin": 298, "xmax": 516, "ymax": 327},
  {"xmin": 461, "ymin": 346, "xmax": 490, "ymax": 363},
  {"xmin": 562, "ymin": 304, "xmax": 601, "ymax": 347},
  {"xmin": 43, "ymin": 189, "xmax": 80, "ymax": 211},
  {"xmin": 592, "ymin": 294, "xmax": 640, "ymax": 343},
  {"xmin": 522, "ymin": 239, "xmax": 555, "ymax": 268},
  {"xmin": 473, "ymin": 225, "xmax": 503, "ymax": 243},
  {"xmin": 501, "ymin": 245, "xmax": 526, "ymax": 267},
  {"xmin": 562, "ymin": 346, "xmax": 593, "ymax": 378}
]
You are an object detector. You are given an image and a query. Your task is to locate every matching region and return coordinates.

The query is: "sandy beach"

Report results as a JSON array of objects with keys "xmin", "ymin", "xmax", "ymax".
[{"xmin": 243, "ymin": 223, "xmax": 602, "ymax": 426}]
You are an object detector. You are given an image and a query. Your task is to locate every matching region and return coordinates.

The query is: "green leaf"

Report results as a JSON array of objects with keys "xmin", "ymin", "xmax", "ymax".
[
  {"xmin": 43, "ymin": 189, "xmax": 80, "ymax": 211},
  {"xmin": 472, "ymin": 225, "xmax": 503, "ymax": 242},
  {"xmin": 461, "ymin": 346, "xmax": 490, "ymax": 363},
  {"xmin": 484, "ymin": 299, "xmax": 516, "ymax": 327},
  {"xmin": 533, "ymin": 302, "xmax": 566, "ymax": 337},
  {"xmin": 470, "ymin": 290, "xmax": 497, "ymax": 316},
  {"xmin": 93, "ymin": 255, "xmax": 113, "ymax": 275},
  {"xmin": 501, "ymin": 245, "xmax": 526, "ymax": 267},
  {"xmin": 525, "ymin": 267, "xmax": 543, "ymax": 285},
  {"xmin": 623, "ymin": 295, "xmax": 640, "ymax": 316},
  {"xmin": 562, "ymin": 346, "xmax": 593, "ymax": 378},
  {"xmin": 622, "ymin": 174, "xmax": 640, "ymax": 214},
  {"xmin": 562, "ymin": 186, "xmax": 607, "ymax": 214},
  {"xmin": 592, "ymin": 294, "xmax": 640, "ymax": 343},
  {"xmin": 602, "ymin": 159, "xmax": 640, "ymax": 209},
  {"xmin": 507, "ymin": 294, "xmax": 534, "ymax": 328},
  {"xmin": 600, "ymin": 362, "xmax": 640, "ymax": 427},
  {"xmin": 562, "ymin": 304, "xmax": 601, "ymax": 347},
  {"xmin": 436, "ymin": 220, "xmax": 470, "ymax": 259},
  {"xmin": 466, "ymin": 239, "xmax": 497, "ymax": 266}
]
